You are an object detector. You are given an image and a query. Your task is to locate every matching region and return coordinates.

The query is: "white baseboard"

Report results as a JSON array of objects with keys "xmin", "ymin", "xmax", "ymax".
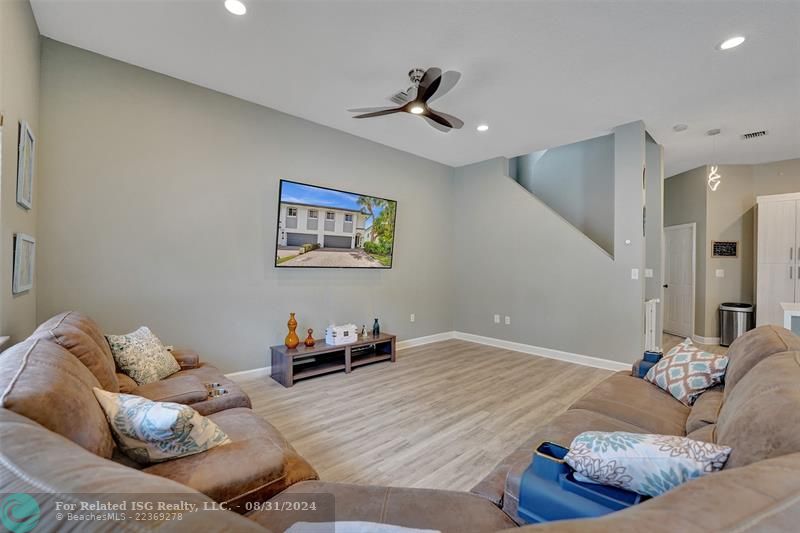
[
  {"xmin": 225, "ymin": 330, "xmax": 631, "ymax": 380},
  {"xmin": 397, "ymin": 331, "xmax": 456, "ymax": 350},
  {"xmin": 226, "ymin": 366, "xmax": 270, "ymax": 381},
  {"xmin": 692, "ymin": 334, "xmax": 721, "ymax": 345},
  {"xmin": 452, "ymin": 332, "xmax": 631, "ymax": 372}
]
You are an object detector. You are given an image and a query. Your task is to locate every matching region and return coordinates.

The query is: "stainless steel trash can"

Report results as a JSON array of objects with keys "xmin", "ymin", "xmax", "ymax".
[{"xmin": 719, "ymin": 303, "xmax": 754, "ymax": 347}]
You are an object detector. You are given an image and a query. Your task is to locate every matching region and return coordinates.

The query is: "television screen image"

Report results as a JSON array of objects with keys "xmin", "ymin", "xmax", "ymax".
[{"xmin": 275, "ymin": 180, "xmax": 397, "ymax": 268}]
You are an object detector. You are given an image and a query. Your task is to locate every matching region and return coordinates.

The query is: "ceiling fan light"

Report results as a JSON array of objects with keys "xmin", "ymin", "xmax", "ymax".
[{"xmin": 409, "ymin": 105, "xmax": 425, "ymax": 115}]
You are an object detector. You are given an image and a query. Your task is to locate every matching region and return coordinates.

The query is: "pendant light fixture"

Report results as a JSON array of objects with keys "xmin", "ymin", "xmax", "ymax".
[{"xmin": 707, "ymin": 128, "xmax": 722, "ymax": 191}]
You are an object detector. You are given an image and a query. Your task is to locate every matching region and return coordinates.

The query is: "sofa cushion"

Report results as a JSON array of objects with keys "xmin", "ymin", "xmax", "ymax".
[
  {"xmin": 116, "ymin": 371, "xmax": 138, "ymax": 393},
  {"xmin": 686, "ymin": 424, "xmax": 716, "ymax": 443},
  {"xmin": 251, "ymin": 481, "xmax": 517, "ymax": 533},
  {"xmin": 723, "ymin": 325, "xmax": 800, "ymax": 397},
  {"xmin": 0, "ymin": 338, "xmax": 115, "ymax": 458},
  {"xmin": 570, "ymin": 371, "xmax": 690, "ymax": 435},
  {"xmin": 142, "ymin": 407, "xmax": 317, "ymax": 511},
  {"xmin": 134, "ymin": 374, "xmax": 209, "ymax": 404},
  {"xmin": 716, "ymin": 351, "xmax": 800, "ymax": 469},
  {"xmin": 107, "ymin": 326, "xmax": 181, "ymax": 385},
  {"xmin": 32, "ymin": 311, "xmax": 119, "ymax": 392},
  {"xmin": 169, "ymin": 347, "xmax": 201, "ymax": 369},
  {"xmin": 93, "ymin": 388, "xmax": 231, "ymax": 464},
  {"xmin": 168, "ymin": 364, "xmax": 252, "ymax": 415},
  {"xmin": 501, "ymin": 408, "xmax": 651, "ymax": 523},
  {"xmin": 0, "ymin": 408, "xmax": 267, "ymax": 533},
  {"xmin": 685, "ymin": 385, "xmax": 724, "ymax": 434}
]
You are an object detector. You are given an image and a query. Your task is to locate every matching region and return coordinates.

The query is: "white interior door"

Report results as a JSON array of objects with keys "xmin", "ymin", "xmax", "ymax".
[{"xmin": 664, "ymin": 224, "xmax": 695, "ymax": 338}]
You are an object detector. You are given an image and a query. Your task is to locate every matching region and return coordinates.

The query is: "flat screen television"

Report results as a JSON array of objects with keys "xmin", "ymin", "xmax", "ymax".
[{"xmin": 275, "ymin": 180, "xmax": 397, "ymax": 269}]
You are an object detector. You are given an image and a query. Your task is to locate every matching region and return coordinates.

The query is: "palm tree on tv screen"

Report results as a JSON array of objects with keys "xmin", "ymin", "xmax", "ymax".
[{"xmin": 358, "ymin": 195, "xmax": 395, "ymax": 252}]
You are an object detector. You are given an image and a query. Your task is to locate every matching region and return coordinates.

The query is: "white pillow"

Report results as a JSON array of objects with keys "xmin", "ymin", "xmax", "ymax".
[
  {"xmin": 564, "ymin": 431, "xmax": 731, "ymax": 497},
  {"xmin": 106, "ymin": 326, "xmax": 181, "ymax": 385},
  {"xmin": 93, "ymin": 388, "xmax": 230, "ymax": 464}
]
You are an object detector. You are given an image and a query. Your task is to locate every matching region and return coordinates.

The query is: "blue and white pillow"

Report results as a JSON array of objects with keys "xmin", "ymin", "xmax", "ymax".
[
  {"xmin": 93, "ymin": 388, "xmax": 231, "ymax": 464},
  {"xmin": 564, "ymin": 431, "xmax": 731, "ymax": 497},
  {"xmin": 644, "ymin": 338, "xmax": 728, "ymax": 405}
]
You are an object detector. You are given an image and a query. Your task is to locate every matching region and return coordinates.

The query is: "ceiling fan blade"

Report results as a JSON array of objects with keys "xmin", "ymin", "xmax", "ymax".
[
  {"xmin": 352, "ymin": 108, "xmax": 403, "ymax": 119},
  {"xmin": 423, "ymin": 116, "xmax": 452, "ymax": 133},
  {"xmin": 428, "ymin": 71, "xmax": 461, "ymax": 103},
  {"xmin": 418, "ymin": 67, "xmax": 443, "ymax": 102},
  {"xmin": 429, "ymin": 110, "xmax": 464, "ymax": 129},
  {"xmin": 348, "ymin": 106, "xmax": 397, "ymax": 113},
  {"xmin": 424, "ymin": 111, "xmax": 453, "ymax": 129}
]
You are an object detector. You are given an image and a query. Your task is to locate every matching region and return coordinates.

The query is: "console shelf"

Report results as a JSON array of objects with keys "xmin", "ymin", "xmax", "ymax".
[{"xmin": 270, "ymin": 333, "xmax": 396, "ymax": 387}]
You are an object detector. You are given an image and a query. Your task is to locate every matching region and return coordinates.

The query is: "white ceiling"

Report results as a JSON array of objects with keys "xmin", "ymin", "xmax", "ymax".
[{"xmin": 30, "ymin": 0, "xmax": 800, "ymax": 176}]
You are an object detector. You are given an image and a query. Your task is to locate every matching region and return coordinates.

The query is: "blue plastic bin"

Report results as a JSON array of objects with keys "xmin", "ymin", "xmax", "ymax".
[{"xmin": 517, "ymin": 442, "xmax": 647, "ymax": 524}]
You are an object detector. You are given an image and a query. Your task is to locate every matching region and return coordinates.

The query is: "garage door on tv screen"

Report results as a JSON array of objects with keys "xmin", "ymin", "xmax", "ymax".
[{"xmin": 275, "ymin": 180, "xmax": 397, "ymax": 269}]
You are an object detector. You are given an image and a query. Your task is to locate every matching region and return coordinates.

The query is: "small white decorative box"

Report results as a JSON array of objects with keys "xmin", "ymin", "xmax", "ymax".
[{"xmin": 325, "ymin": 324, "xmax": 359, "ymax": 346}]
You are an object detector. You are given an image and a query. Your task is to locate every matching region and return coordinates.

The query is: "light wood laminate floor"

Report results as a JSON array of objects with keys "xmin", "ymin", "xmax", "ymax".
[
  {"xmin": 235, "ymin": 339, "xmax": 610, "ymax": 492},
  {"xmin": 663, "ymin": 333, "xmax": 728, "ymax": 355}
]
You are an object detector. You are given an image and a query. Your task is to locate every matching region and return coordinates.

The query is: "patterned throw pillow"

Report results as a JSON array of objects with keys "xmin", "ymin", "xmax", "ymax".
[
  {"xmin": 564, "ymin": 431, "xmax": 731, "ymax": 497},
  {"xmin": 644, "ymin": 338, "xmax": 728, "ymax": 405},
  {"xmin": 93, "ymin": 388, "xmax": 230, "ymax": 464},
  {"xmin": 106, "ymin": 327, "xmax": 181, "ymax": 385}
]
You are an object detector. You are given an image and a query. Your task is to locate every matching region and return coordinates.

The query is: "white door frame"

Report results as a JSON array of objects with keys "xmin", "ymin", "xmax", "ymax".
[{"xmin": 664, "ymin": 223, "xmax": 696, "ymax": 338}]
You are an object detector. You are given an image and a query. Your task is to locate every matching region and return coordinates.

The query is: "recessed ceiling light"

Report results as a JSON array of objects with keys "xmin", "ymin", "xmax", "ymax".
[
  {"xmin": 409, "ymin": 105, "xmax": 424, "ymax": 115},
  {"xmin": 673, "ymin": 124, "xmax": 688, "ymax": 132},
  {"xmin": 476, "ymin": 124, "xmax": 489, "ymax": 132},
  {"xmin": 224, "ymin": 0, "xmax": 247, "ymax": 16},
  {"xmin": 718, "ymin": 36, "xmax": 745, "ymax": 50}
]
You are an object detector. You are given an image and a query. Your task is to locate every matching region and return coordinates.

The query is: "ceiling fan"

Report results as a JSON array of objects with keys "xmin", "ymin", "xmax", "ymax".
[{"xmin": 348, "ymin": 67, "xmax": 464, "ymax": 132}]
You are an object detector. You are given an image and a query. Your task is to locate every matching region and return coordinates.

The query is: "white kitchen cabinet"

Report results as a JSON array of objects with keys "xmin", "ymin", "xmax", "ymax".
[{"xmin": 756, "ymin": 193, "xmax": 800, "ymax": 327}]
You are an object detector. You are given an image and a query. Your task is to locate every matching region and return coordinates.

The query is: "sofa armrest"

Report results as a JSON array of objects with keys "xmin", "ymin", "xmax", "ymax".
[{"xmin": 169, "ymin": 348, "xmax": 200, "ymax": 370}]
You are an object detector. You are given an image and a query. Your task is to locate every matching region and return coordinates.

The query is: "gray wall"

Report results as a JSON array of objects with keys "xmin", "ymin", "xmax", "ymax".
[
  {"xmin": 664, "ymin": 166, "xmax": 708, "ymax": 336},
  {"xmin": 509, "ymin": 135, "xmax": 614, "ymax": 255},
  {"xmin": 451, "ymin": 122, "xmax": 647, "ymax": 364},
  {"xmin": 665, "ymin": 159, "xmax": 800, "ymax": 339},
  {"xmin": 0, "ymin": 0, "xmax": 40, "ymax": 343},
  {"xmin": 752, "ymin": 159, "xmax": 800, "ymax": 196},
  {"xmin": 703, "ymin": 160, "xmax": 800, "ymax": 337},
  {"xmin": 37, "ymin": 40, "xmax": 455, "ymax": 372},
  {"xmin": 704, "ymin": 164, "xmax": 755, "ymax": 338},
  {"xmin": 645, "ymin": 133, "xmax": 664, "ymax": 344}
]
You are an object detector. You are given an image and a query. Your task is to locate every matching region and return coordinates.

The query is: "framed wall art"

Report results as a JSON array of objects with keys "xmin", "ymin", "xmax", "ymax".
[{"xmin": 17, "ymin": 121, "xmax": 35, "ymax": 209}]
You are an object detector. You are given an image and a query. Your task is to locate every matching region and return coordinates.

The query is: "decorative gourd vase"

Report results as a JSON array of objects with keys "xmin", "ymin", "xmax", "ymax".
[
  {"xmin": 372, "ymin": 318, "xmax": 380, "ymax": 337},
  {"xmin": 285, "ymin": 313, "xmax": 300, "ymax": 349},
  {"xmin": 304, "ymin": 328, "xmax": 316, "ymax": 347}
]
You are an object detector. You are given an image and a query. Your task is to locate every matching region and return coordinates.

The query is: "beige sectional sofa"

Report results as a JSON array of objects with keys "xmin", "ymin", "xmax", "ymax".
[
  {"xmin": 1, "ymin": 312, "xmax": 318, "ymax": 512},
  {"xmin": 1, "ymin": 315, "xmax": 799, "ymax": 532}
]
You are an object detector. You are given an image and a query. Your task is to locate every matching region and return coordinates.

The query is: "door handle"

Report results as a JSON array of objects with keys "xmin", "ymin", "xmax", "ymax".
[{"xmin": 662, "ymin": 284, "xmax": 669, "ymax": 288}]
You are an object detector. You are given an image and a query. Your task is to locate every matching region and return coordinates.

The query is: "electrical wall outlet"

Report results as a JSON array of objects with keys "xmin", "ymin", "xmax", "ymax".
[
  {"xmin": 505, "ymin": 316, "xmax": 511, "ymax": 325},
  {"xmin": 644, "ymin": 268, "xmax": 654, "ymax": 278},
  {"xmin": 494, "ymin": 314, "xmax": 500, "ymax": 324},
  {"xmin": 716, "ymin": 269, "xmax": 725, "ymax": 278},
  {"xmin": 410, "ymin": 313, "xmax": 415, "ymax": 323},
  {"xmin": 631, "ymin": 268, "xmax": 639, "ymax": 280}
]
